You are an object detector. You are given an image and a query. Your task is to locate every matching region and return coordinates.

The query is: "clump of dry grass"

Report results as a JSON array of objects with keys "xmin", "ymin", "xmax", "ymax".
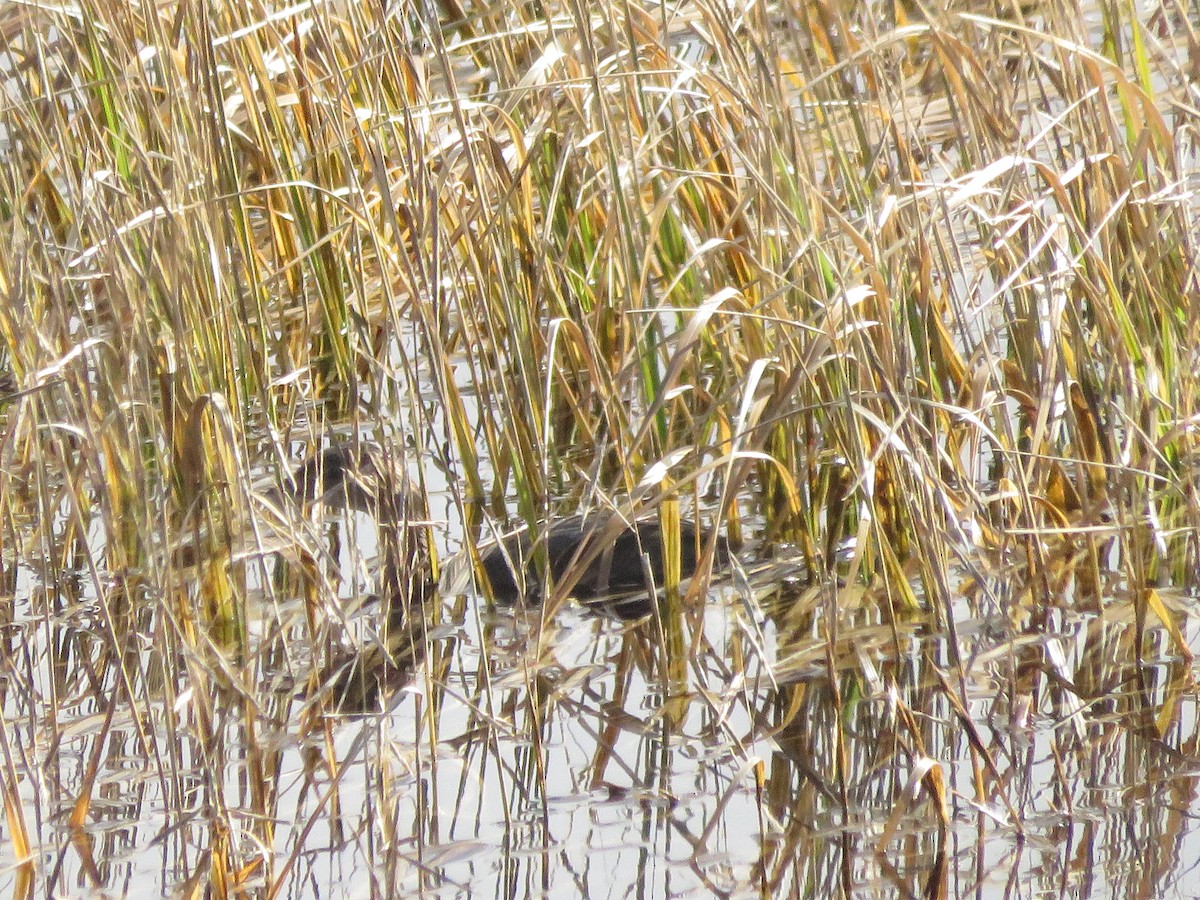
[{"xmin": 1, "ymin": 0, "xmax": 1198, "ymax": 895}]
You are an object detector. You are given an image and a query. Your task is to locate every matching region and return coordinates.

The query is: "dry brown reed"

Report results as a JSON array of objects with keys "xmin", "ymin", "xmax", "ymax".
[{"xmin": 1, "ymin": 0, "xmax": 1199, "ymax": 896}]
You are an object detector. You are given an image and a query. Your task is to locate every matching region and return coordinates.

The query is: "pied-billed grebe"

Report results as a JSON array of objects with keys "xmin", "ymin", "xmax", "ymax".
[
  {"xmin": 283, "ymin": 443, "xmax": 725, "ymax": 618},
  {"xmin": 275, "ymin": 443, "xmax": 436, "ymax": 710},
  {"xmin": 279, "ymin": 442, "xmax": 433, "ymax": 609}
]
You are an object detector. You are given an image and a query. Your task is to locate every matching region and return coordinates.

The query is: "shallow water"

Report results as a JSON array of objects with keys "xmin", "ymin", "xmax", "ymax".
[{"xmin": 3, "ymin": 514, "xmax": 1198, "ymax": 899}]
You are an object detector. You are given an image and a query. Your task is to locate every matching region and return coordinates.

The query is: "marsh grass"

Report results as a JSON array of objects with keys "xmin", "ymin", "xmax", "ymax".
[{"xmin": 2, "ymin": 0, "xmax": 1200, "ymax": 895}]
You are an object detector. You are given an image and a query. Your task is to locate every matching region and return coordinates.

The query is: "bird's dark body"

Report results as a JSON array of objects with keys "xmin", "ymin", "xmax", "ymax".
[{"xmin": 479, "ymin": 514, "xmax": 718, "ymax": 617}]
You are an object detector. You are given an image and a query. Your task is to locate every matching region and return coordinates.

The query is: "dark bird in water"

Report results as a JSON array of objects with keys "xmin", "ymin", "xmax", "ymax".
[
  {"xmin": 471, "ymin": 513, "xmax": 723, "ymax": 619},
  {"xmin": 282, "ymin": 443, "xmax": 725, "ymax": 617},
  {"xmin": 277, "ymin": 442, "xmax": 728, "ymax": 708}
]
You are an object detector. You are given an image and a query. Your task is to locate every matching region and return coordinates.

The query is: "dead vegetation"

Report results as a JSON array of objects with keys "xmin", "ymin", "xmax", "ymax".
[{"xmin": 1, "ymin": 0, "xmax": 1199, "ymax": 896}]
